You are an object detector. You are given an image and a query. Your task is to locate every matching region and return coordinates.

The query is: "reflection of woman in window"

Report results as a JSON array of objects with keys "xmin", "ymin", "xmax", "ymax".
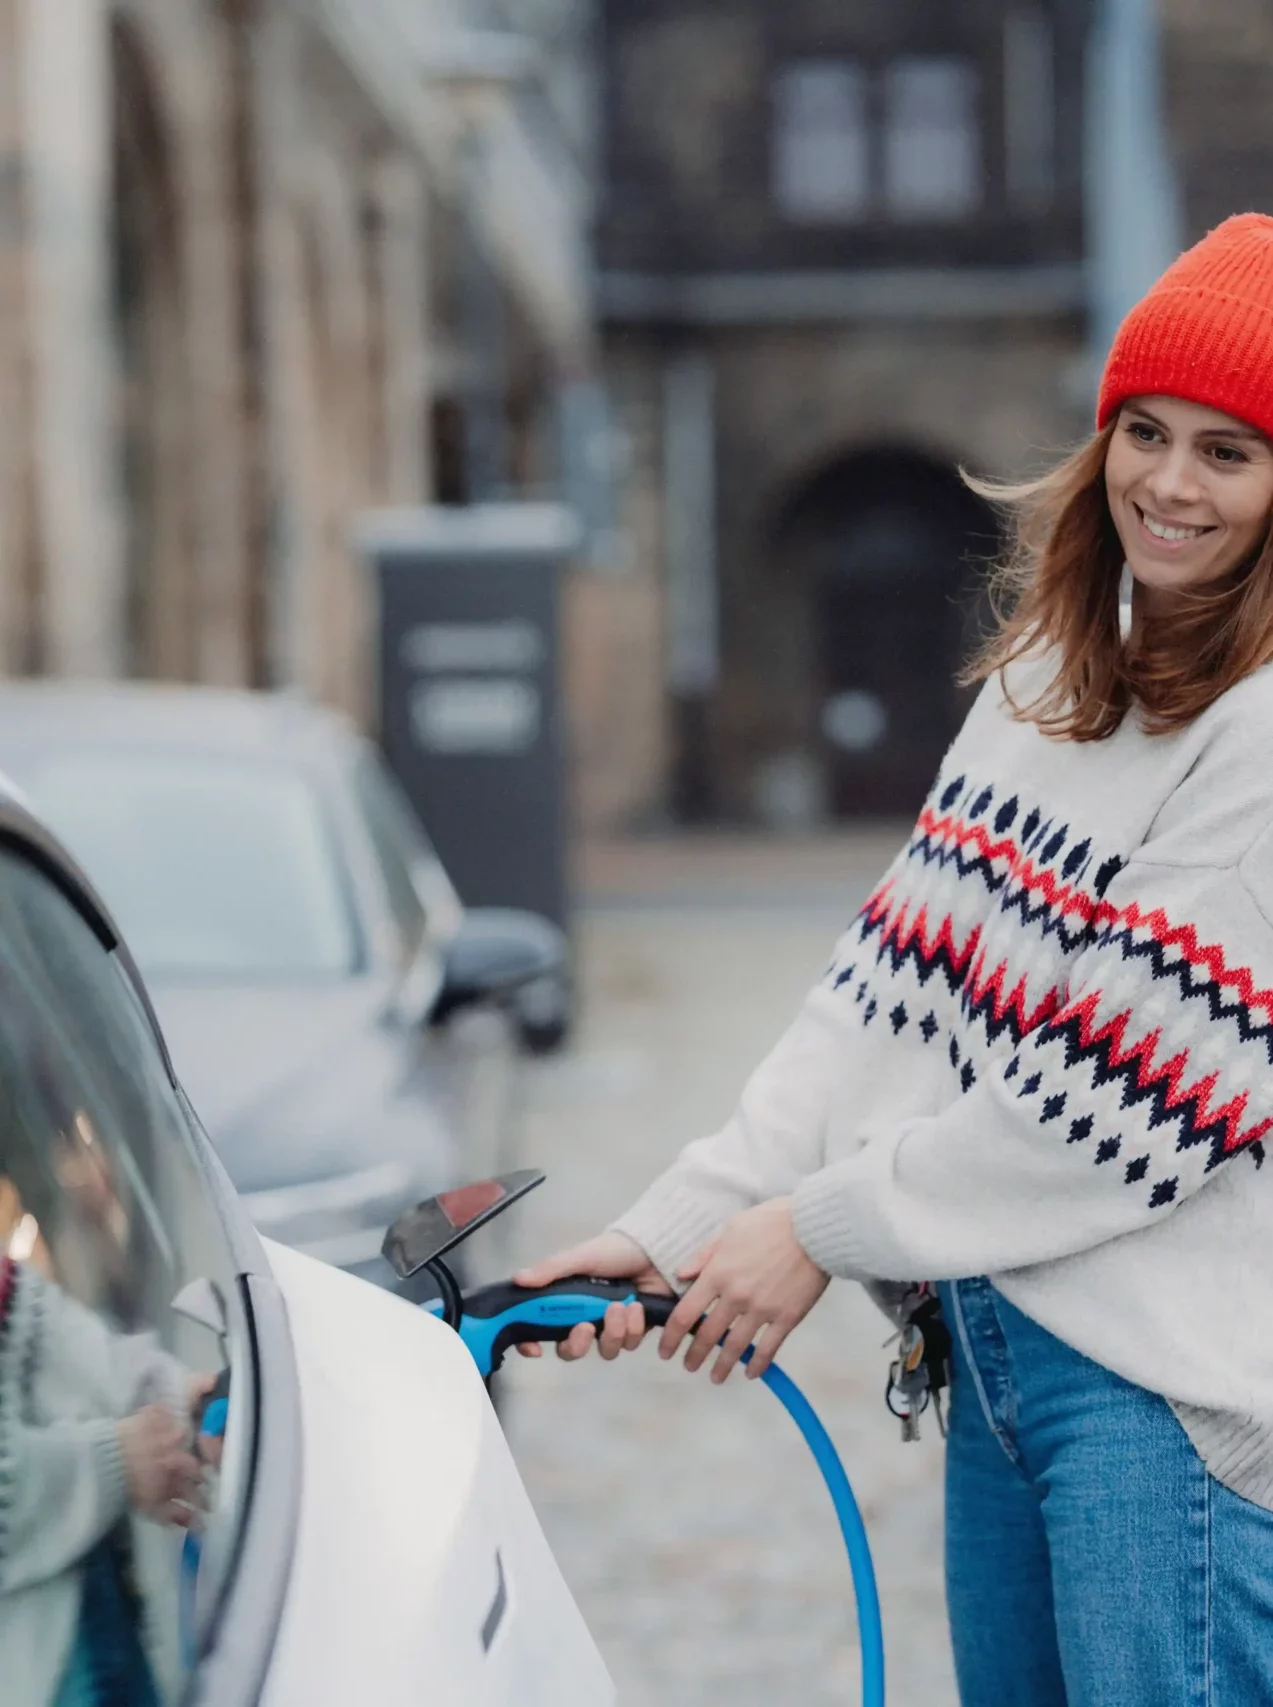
[{"xmin": 0, "ymin": 1174, "xmax": 209, "ymax": 1707}]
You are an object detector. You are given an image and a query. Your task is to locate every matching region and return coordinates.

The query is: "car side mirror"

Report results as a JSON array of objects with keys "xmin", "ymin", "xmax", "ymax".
[{"xmin": 432, "ymin": 907, "xmax": 566, "ymax": 1024}]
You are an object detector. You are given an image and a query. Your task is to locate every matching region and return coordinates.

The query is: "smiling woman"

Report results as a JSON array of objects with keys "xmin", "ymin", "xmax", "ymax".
[
  {"xmin": 956, "ymin": 214, "xmax": 1273, "ymax": 743},
  {"xmin": 517, "ymin": 212, "xmax": 1273, "ymax": 1707}
]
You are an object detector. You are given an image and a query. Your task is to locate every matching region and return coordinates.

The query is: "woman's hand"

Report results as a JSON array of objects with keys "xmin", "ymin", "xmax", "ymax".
[
  {"xmin": 659, "ymin": 1197, "xmax": 829, "ymax": 1384},
  {"xmin": 187, "ymin": 1371, "xmax": 218, "ymax": 1416},
  {"xmin": 512, "ymin": 1231, "xmax": 673, "ymax": 1363},
  {"xmin": 118, "ymin": 1404, "xmax": 204, "ymax": 1527}
]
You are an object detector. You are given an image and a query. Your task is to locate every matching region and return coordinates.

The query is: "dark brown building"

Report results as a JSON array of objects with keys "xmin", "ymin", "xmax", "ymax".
[
  {"xmin": 590, "ymin": 0, "xmax": 1098, "ymax": 827},
  {"xmin": 1161, "ymin": 0, "xmax": 1273, "ymax": 236},
  {"xmin": 575, "ymin": 0, "xmax": 1273, "ymax": 832}
]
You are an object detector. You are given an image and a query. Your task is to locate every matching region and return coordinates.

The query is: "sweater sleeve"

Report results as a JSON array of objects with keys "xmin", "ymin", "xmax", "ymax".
[
  {"xmin": 0, "ymin": 1417, "xmax": 130, "ymax": 1593},
  {"xmin": 0, "ymin": 1269, "xmax": 190, "ymax": 1594},
  {"xmin": 792, "ymin": 836, "xmax": 1273, "ymax": 1282},
  {"xmin": 611, "ymin": 942, "xmax": 864, "ymax": 1287},
  {"xmin": 36, "ymin": 1271, "xmax": 190, "ymax": 1421},
  {"xmin": 107, "ymin": 1327, "xmax": 190, "ymax": 1419}
]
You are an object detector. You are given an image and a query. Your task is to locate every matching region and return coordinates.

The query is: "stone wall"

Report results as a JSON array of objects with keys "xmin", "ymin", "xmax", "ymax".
[
  {"xmin": 590, "ymin": 316, "xmax": 1089, "ymax": 828},
  {"xmin": 563, "ymin": 343, "xmax": 669, "ymax": 832},
  {"xmin": 0, "ymin": 0, "xmax": 437, "ymax": 711},
  {"xmin": 0, "ymin": 0, "xmax": 593, "ymax": 741},
  {"xmin": 707, "ymin": 318, "xmax": 1087, "ymax": 818},
  {"xmin": 1160, "ymin": 0, "xmax": 1273, "ymax": 237},
  {"xmin": 587, "ymin": 0, "xmax": 1100, "ymax": 827}
]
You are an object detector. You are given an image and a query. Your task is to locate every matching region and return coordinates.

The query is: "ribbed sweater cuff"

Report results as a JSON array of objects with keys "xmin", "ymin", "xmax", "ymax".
[
  {"xmin": 610, "ymin": 1175, "xmax": 733, "ymax": 1293},
  {"xmin": 91, "ymin": 1420, "xmax": 131, "ymax": 1531},
  {"xmin": 791, "ymin": 1168, "xmax": 878, "ymax": 1282}
]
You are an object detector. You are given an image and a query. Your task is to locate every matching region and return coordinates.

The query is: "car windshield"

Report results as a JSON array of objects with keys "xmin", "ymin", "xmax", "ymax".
[{"xmin": 14, "ymin": 751, "xmax": 361, "ymax": 981}]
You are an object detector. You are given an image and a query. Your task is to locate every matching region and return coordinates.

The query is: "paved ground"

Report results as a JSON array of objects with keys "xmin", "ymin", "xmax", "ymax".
[{"xmin": 497, "ymin": 834, "xmax": 959, "ymax": 1707}]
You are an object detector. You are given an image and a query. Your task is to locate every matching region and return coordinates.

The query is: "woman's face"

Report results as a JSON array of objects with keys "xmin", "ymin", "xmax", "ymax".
[{"xmin": 1105, "ymin": 395, "xmax": 1273, "ymax": 614}]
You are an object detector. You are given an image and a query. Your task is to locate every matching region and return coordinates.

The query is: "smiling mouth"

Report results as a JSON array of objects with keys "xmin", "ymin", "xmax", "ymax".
[{"xmin": 1134, "ymin": 504, "xmax": 1218, "ymax": 544}]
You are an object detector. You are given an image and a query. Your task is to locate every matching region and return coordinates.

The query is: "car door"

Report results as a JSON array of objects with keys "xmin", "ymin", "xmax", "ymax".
[{"xmin": 0, "ymin": 836, "xmax": 257, "ymax": 1706}]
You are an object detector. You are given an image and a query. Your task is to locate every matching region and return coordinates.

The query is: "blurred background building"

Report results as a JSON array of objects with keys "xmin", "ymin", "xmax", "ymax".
[
  {"xmin": 0, "ymin": 0, "xmax": 598, "ymax": 719},
  {"xmin": 2, "ymin": 0, "xmax": 1272, "ymax": 834}
]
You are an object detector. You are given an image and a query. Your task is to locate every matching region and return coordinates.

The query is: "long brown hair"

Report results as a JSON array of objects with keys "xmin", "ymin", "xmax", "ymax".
[{"xmin": 963, "ymin": 420, "xmax": 1273, "ymax": 740}]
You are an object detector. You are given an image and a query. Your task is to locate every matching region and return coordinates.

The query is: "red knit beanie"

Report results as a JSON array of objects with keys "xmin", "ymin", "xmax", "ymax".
[{"xmin": 1097, "ymin": 212, "xmax": 1273, "ymax": 442}]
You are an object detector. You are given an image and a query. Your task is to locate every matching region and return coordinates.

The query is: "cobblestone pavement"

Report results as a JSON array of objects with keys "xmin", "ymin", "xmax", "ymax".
[{"xmin": 497, "ymin": 836, "xmax": 959, "ymax": 1707}]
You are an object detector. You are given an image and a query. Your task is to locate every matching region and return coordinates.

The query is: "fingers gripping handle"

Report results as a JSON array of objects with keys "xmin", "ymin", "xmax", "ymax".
[{"xmin": 451, "ymin": 1276, "xmax": 675, "ymax": 1377}]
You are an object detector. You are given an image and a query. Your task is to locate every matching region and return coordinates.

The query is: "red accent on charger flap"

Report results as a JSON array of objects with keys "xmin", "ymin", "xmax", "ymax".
[{"xmin": 437, "ymin": 1180, "xmax": 507, "ymax": 1230}]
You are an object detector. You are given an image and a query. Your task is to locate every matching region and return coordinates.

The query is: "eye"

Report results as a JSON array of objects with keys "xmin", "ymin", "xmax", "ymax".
[
  {"xmin": 1209, "ymin": 443, "xmax": 1250, "ymax": 465},
  {"xmin": 1125, "ymin": 420, "xmax": 1160, "ymax": 444}
]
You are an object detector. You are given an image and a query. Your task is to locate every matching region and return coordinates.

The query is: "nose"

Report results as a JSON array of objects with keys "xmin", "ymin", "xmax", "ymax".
[{"xmin": 1143, "ymin": 444, "xmax": 1203, "ymax": 510}]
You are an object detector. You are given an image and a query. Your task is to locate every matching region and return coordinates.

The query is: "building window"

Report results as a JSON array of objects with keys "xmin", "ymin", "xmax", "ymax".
[
  {"xmin": 772, "ymin": 61, "xmax": 870, "ymax": 224},
  {"xmin": 882, "ymin": 57, "xmax": 982, "ymax": 220}
]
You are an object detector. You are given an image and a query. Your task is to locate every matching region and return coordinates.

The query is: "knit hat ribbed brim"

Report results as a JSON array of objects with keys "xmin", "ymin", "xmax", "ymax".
[{"xmin": 1098, "ymin": 213, "xmax": 1273, "ymax": 442}]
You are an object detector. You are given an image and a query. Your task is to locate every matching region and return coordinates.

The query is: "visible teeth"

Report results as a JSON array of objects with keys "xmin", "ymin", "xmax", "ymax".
[{"xmin": 1141, "ymin": 512, "xmax": 1204, "ymax": 542}]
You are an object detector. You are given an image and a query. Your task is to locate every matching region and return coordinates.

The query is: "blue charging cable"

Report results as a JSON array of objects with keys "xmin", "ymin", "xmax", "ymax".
[
  {"xmin": 180, "ymin": 1387, "xmax": 230, "ymax": 1670},
  {"xmin": 439, "ymin": 1278, "xmax": 887, "ymax": 1707},
  {"xmin": 747, "ymin": 1350, "xmax": 885, "ymax": 1707}
]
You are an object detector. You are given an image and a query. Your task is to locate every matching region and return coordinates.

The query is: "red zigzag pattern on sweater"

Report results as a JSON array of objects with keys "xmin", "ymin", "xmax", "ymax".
[{"xmin": 851, "ymin": 803, "xmax": 1273, "ymax": 1158}]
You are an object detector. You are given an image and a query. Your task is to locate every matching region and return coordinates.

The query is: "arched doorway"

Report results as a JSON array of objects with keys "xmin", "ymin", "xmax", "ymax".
[
  {"xmin": 109, "ymin": 19, "xmax": 193, "ymax": 678},
  {"xmin": 773, "ymin": 447, "xmax": 998, "ymax": 817}
]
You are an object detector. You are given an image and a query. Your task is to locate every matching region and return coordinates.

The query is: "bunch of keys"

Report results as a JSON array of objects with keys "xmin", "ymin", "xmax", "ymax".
[{"xmin": 884, "ymin": 1291, "xmax": 951, "ymax": 1443}]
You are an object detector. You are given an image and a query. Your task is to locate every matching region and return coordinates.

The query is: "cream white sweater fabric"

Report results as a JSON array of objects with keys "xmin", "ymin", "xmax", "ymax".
[
  {"xmin": 0, "ymin": 1258, "xmax": 187, "ymax": 1707},
  {"xmin": 615, "ymin": 654, "xmax": 1273, "ymax": 1507}
]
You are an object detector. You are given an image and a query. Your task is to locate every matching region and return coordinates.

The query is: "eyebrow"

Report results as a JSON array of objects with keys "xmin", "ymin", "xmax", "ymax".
[{"xmin": 1125, "ymin": 404, "xmax": 1268, "ymax": 445}]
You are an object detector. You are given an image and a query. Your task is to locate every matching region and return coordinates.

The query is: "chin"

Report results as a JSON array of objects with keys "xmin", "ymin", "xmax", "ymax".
[{"xmin": 1127, "ymin": 559, "xmax": 1228, "ymax": 603}]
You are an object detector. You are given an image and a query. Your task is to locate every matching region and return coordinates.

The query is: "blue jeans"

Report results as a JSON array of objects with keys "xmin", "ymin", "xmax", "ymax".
[
  {"xmin": 939, "ymin": 1278, "xmax": 1273, "ymax": 1707},
  {"xmin": 53, "ymin": 1535, "xmax": 161, "ymax": 1707}
]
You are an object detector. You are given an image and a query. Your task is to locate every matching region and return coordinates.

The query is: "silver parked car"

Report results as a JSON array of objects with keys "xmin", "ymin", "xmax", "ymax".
[
  {"xmin": 0, "ymin": 683, "xmax": 564, "ymax": 1290},
  {"xmin": 0, "ymin": 774, "xmax": 611, "ymax": 1707}
]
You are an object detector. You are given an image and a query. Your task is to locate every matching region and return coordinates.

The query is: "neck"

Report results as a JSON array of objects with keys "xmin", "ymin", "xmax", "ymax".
[{"xmin": 1128, "ymin": 580, "xmax": 1187, "ymax": 646}]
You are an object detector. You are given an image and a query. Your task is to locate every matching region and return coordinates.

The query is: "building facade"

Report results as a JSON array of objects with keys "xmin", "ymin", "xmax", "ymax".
[
  {"xmin": 0, "ymin": 0, "xmax": 596, "ymax": 728},
  {"xmin": 592, "ymin": 0, "xmax": 1095, "ymax": 827},
  {"xmin": 587, "ymin": 0, "xmax": 1273, "ymax": 830},
  {"xmin": 1161, "ymin": 0, "xmax": 1273, "ymax": 238}
]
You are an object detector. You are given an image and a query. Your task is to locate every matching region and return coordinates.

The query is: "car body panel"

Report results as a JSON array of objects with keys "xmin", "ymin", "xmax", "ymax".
[{"xmin": 259, "ymin": 1240, "xmax": 614, "ymax": 1707}]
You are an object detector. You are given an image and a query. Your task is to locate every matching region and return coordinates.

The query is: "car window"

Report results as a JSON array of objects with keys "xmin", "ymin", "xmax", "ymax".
[
  {"xmin": 350, "ymin": 754, "xmax": 433, "ymax": 964},
  {"xmin": 351, "ymin": 753, "xmax": 464, "ymax": 950},
  {"xmin": 13, "ymin": 750, "xmax": 362, "ymax": 981},
  {"xmin": 0, "ymin": 841, "xmax": 249, "ymax": 1703}
]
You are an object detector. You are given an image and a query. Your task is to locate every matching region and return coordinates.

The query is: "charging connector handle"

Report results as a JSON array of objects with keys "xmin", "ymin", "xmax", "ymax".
[{"xmin": 442, "ymin": 1276, "xmax": 668, "ymax": 1378}]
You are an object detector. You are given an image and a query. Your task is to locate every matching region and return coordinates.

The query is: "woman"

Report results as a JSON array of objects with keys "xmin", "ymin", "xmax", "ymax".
[{"xmin": 518, "ymin": 212, "xmax": 1273, "ymax": 1704}]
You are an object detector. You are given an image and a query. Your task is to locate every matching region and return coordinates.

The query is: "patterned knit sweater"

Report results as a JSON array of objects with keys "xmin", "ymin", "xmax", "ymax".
[{"xmin": 614, "ymin": 652, "xmax": 1273, "ymax": 1508}]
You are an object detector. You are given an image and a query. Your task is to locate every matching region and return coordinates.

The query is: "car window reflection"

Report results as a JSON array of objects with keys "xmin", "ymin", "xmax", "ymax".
[{"xmin": 0, "ymin": 849, "xmax": 243, "ymax": 1706}]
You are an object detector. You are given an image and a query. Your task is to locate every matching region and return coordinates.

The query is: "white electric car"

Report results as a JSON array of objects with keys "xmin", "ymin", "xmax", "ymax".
[{"xmin": 0, "ymin": 778, "xmax": 611, "ymax": 1706}]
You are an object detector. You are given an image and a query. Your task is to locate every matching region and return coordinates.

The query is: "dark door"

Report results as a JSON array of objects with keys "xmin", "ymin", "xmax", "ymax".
[{"xmin": 790, "ymin": 450, "xmax": 997, "ymax": 816}]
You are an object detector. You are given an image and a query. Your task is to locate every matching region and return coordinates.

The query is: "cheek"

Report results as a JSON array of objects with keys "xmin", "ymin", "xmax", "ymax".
[
  {"xmin": 1103, "ymin": 446, "xmax": 1131, "ymax": 505},
  {"xmin": 1103, "ymin": 454, "xmax": 1136, "ymax": 545},
  {"xmin": 1219, "ymin": 478, "xmax": 1273, "ymax": 553}
]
